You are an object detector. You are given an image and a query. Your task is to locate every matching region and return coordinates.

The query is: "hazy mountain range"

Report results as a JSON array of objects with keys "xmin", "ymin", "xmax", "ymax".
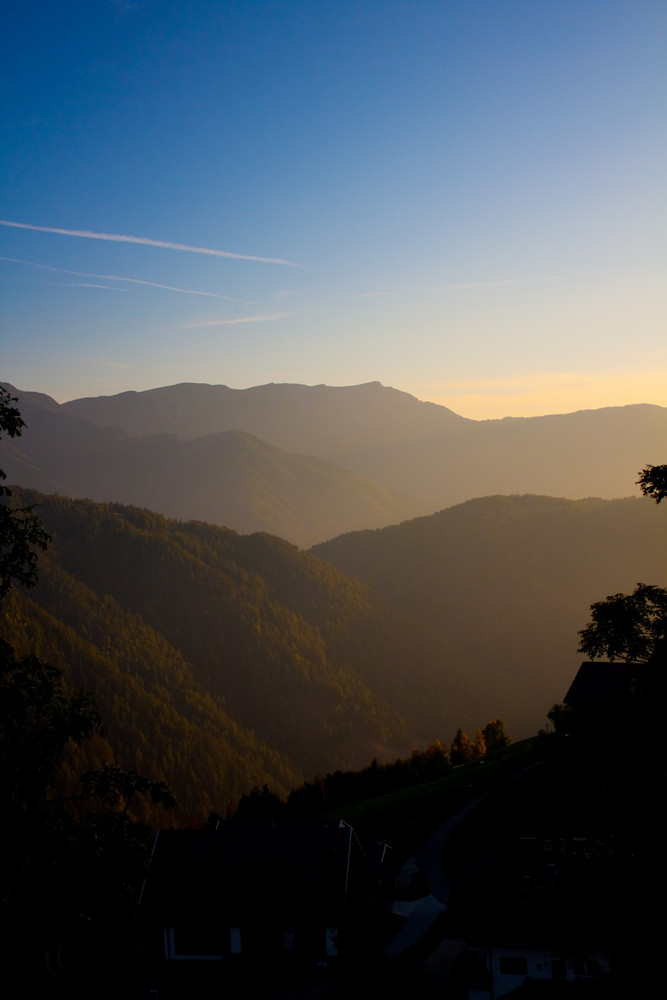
[
  {"xmin": 2, "ymin": 378, "xmax": 665, "ymax": 819},
  {"xmin": 3, "ymin": 380, "xmax": 665, "ymax": 546}
]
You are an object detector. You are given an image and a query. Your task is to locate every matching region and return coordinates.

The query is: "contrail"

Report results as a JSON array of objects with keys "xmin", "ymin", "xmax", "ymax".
[
  {"xmin": 183, "ymin": 313, "xmax": 292, "ymax": 328},
  {"xmin": 0, "ymin": 256, "xmax": 254, "ymax": 301},
  {"xmin": 0, "ymin": 219, "xmax": 297, "ymax": 267},
  {"xmin": 43, "ymin": 282, "xmax": 128, "ymax": 291}
]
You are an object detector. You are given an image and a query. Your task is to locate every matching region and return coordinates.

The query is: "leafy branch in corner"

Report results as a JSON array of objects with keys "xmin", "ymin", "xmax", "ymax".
[{"xmin": 0, "ymin": 386, "xmax": 51, "ymax": 597}]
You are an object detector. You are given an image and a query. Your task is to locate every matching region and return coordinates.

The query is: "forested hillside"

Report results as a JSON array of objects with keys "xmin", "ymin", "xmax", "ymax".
[
  {"xmin": 2, "ymin": 482, "xmax": 666, "ymax": 832},
  {"xmin": 313, "ymin": 492, "xmax": 667, "ymax": 729},
  {"xmin": 0, "ymin": 490, "xmax": 474, "ymax": 822},
  {"xmin": 3, "ymin": 584, "xmax": 299, "ymax": 824}
]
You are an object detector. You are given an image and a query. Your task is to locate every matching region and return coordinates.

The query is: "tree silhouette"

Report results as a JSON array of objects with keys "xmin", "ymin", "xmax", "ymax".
[
  {"xmin": 0, "ymin": 392, "xmax": 175, "ymax": 928},
  {"xmin": 450, "ymin": 728, "xmax": 473, "ymax": 765},
  {"xmin": 576, "ymin": 464, "xmax": 667, "ymax": 664},
  {"xmin": 577, "ymin": 583, "xmax": 667, "ymax": 662},
  {"xmin": 0, "ymin": 640, "xmax": 101, "ymax": 815},
  {"xmin": 0, "ymin": 387, "xmax": 50, "ymax": 596},
  {"xmin": 637, "ymin": 464, "xmax": 667, "ymax": 505},
  {"xmin": 482, "ymin": 718, "xmax": 512, "ymax": 752}
]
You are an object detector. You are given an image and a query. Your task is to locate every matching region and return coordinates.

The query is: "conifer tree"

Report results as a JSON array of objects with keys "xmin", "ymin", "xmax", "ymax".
[
  {"xmin": 471, "ymin": 729, "xmax": 487, "ymax": 759},
  {"xmin": 482, "ymin": 718, "xmax": 512, "ymax": 752},
  {"xmin": 450, "ymin": 728, "xmax": 473, "ymax": 765}
]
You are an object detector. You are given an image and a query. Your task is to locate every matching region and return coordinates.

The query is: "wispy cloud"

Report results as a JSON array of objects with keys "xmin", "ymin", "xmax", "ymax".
[
  {"xmin": 0, "ymin": 219, "xmax": 298, "ymax": 267},
  {"xmin": 45, "ymin": 282, "xmax": 128, "ymax": 291},
  {"xmin": 0, "ymin": 256, "xmax": 254, "ymax": 301},
  {"xmin": 182, "ymin": 313, "xmax": 293, "ymax": 329},
  {"xmin": 1, "ymin": 274, "xmax": 128, "ymax": 292}
]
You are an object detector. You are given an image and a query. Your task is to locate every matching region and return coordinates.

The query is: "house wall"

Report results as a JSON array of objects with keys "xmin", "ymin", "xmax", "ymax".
[
  {"xmin": 492, "ymin": 947, "xmax": 553, "ymax": 997},
  {"xmin": 467, "ymin": 946, "xmax": 553, "ymax": 1000},
  {"xmin": 162, "ymin": 920, "xmax": 339, "ymax": 963}
]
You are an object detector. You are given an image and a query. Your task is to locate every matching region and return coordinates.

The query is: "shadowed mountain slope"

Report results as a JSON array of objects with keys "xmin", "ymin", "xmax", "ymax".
[
  {"xmin": 312, "ymin": 493, "xmax": 667, "ymax": 734},
  {"xmin": 2, "ymin": 581, "xmax": 301, "ymax": 825},
  {"xmin": 3, "ymin": 484, "xmax": 665, "ymax": 792},
  {"xmin": 0, "ymin": 386, "xmax": 414, "ymax": 547},
  {"xmin": 0, "ymin": 490, "xmax": 475, "ymax": 813}
]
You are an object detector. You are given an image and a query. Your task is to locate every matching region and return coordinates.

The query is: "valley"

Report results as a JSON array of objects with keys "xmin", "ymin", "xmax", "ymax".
[{"xmin": 2, "ymin": 379, "xmax": 665, "ymax": 823}]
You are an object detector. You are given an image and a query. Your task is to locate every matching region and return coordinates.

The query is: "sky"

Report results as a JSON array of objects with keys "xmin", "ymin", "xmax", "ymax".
[{"xmin": 1, "ymin": 0, "xmax": 665, "ymax": 419}]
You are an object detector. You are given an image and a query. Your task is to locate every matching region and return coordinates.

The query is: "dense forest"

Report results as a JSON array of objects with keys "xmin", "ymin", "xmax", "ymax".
[
  {"xmin": 2, "ymin": 484, "xmax": 666, "ymax": 825},
  {"xmin": 0, "ymin": 489, "xmax": 464, "ymax": 821},
  {"xmin": 313, "ymin": 492, "xmax": 667, "ymax": 722}
]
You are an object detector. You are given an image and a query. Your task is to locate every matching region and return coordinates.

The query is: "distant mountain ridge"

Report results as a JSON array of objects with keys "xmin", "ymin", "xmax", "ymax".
[
  {"xmin": 60, "ymin": 380, "xmax": 471, "ymax": 454},
  {"xmin": 336, "ymin": 401, "xmax": 667, "ymax": 509},
  {"xmin": 2, "ymin": 380, "xmax": 665, "ymax": 545},
  {"xmin": 1, "ymin": 383, "xmax": 417, "ymax": 546}
]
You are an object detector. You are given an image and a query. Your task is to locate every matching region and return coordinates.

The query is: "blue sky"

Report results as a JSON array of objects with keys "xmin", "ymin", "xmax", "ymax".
[{"xmin": 1, "ymin": 0, "xmax": 665, "ymax": 417}]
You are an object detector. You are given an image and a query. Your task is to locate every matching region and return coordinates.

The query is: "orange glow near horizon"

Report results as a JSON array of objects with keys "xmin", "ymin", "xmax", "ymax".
[{"xmin": 425, "ymin": 368, "xmax": 667, "ymax": 420}]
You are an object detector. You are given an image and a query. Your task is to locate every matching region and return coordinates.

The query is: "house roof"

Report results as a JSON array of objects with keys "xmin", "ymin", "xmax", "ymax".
[{"xmin": 563, "ymin": 661, "xmax": 644, "ymax": 704}]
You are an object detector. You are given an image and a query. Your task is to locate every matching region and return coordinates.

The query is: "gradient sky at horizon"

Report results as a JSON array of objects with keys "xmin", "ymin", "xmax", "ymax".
[{"xmin": 1, "ymin": 1, "xmax": 665, "ymax": 419}]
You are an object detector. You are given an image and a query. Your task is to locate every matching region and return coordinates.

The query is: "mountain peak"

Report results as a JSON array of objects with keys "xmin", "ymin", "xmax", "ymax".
[{"xmin": 58, "ymin": 380, "xmax": 469, "ymax": 452}]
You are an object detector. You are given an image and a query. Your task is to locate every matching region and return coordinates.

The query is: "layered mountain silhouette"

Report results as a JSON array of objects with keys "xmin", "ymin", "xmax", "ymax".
[
  {"xmin": 3, "ymin": 378, "xmax": 665, "ymax": 820},
  {"xmin": 3, "ymin": 380, "xmax": 665, "ymax": 545},
  {"xmin": 1, "ymin": 384, "xmax": 416, "ymax": 546},
  {"xmin": 60, "ymin": 380, "xmax": 471, "ymax": 451},
  {"xmin": 312, "ymin": 492, "xmax": 667, "ymax": 738},
  {"xmin": 2, "ymin": 487, "xmax": 665, "ymax": 823},
  {"xmin": 1, "ymin": 489, "xmax": 463, "ymax": 820}
]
